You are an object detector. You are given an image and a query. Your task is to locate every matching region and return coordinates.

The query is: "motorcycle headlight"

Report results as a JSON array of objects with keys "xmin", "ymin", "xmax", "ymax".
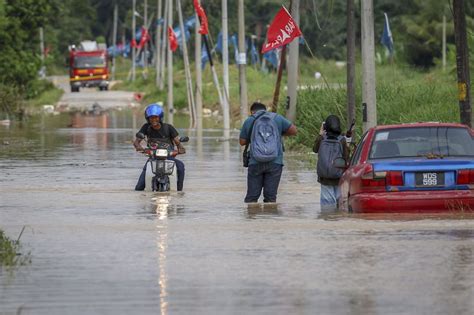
[{"xmin": 155, "ymin": 149, "xmax": 168, "ymax": 157}]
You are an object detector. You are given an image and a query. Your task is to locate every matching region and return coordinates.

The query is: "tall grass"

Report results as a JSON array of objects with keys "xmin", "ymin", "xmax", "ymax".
[
  {"xmin": 0, "ymin": 228, "xmax": 31, "ymax": 267},
  {"xmin": 291, "ymin": 64, "xmax": 467, "ymax": 149}
]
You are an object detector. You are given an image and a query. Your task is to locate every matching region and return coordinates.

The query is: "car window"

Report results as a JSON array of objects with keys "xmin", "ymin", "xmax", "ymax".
[
  {"xmin": 350, "ymin": 131, "xmax": 368, "ymax": 165},
  {"xmin": 369, "ymin": 127, "xmax": 474, "ymax": 159}
]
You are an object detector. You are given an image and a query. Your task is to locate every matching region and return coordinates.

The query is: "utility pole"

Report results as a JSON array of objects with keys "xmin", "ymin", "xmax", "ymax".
[
  {"xmin": 195, "ymin": 9, "xmax": 203, "ymax": 131},
  {"xmin": 159, "ymin": 0, "xmax": 169, "ymax": 90},
  {"xmin": 361, "ymin": 0, "xmax": 377, "ymax": 131},
  {"xmin": 144, "ymin": 0, "xmax": 148, "ymax": 71},
  {"xmin": 453, "ymin": 0, "xmax": 472, "ymax": 127},
  {"xmin": 238, "ymin": 0, "xmax": 248, "ymax": 120},
  {"xmin": 287, "ymin": 0, "xmax": 299, "ymax": 122},
  {"xmin": 112, "ymin": 4, "xmax": 118, "ymax": 81},
  {"xmin": 39, "ymin": 27, "xmax": 46, "ymax": 78},
  {"xmin": 442, "ymin": 14, "xmax": 446, "ymax": 71},
  {"xmin": 222, "ymin": 0, "xmax": 231, "ymax": 135},
  {"xmin": 346, "ymin": 0, "xmax": 356, "ymax": 125},
  {"xmin": 131, "ymin": 0, "xmax": 136, "ymax": 81},
  {"xmin": 167, "ymin": 0, "xmax": 174, "ymax": 124},
  {"xmin": 156, "ymin": 0, "xmax": 162, "ymax": 86}
]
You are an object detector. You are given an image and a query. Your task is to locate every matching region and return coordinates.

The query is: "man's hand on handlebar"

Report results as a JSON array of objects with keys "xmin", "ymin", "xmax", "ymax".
[{"xmin": 170, "ymin": 150, "xmax": 179, "ymax": 157}]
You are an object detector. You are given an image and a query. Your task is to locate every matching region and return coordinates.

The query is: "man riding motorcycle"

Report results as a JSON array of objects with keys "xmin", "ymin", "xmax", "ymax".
[{"xmin": 133, "ymin": 103, "xmax": 186, "ymax": 191}]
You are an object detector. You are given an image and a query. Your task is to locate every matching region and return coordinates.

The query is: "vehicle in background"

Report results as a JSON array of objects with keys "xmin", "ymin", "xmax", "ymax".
[
  {"xmin": 338, "ymin": 122, "xmax": 474, "ymax": 213},
  {"xmin": 68, "ymin": 41, "xmax": 109, "ymax": 92}
]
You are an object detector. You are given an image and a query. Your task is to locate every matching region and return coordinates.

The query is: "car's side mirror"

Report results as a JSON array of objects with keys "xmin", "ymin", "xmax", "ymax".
[
  {"xmin": 333, "ymin": 157, "xmax": 347, "ymax": 169},
  {"xmin": 179, "ymin": 136, "xmax": 189, "ymax": 143}
]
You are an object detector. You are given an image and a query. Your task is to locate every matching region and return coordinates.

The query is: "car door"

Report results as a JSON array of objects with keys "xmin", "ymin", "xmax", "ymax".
[{"xmin": 338, "ymin": 131, "xmax": 370, "ymax": 211}]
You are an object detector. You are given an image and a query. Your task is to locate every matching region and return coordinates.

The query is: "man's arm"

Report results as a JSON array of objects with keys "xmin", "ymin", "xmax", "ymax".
[
  {"xmin": 313, "ymin": 135, "xmax": 323, "ymax": 153},
  {"xmin": 173, "ymin": 136, "xmax": 186, "ymax": 154},
  {"xmin": 133, "ymin": 137, "xmax": 145, "ymax": 152},
  {"xmin": 283, "ymin": 124, "xmax": 297, "ymax": 136},
  {"xmin": 239, "ymin": 118, "xmax": 252, "ymax": 146}
]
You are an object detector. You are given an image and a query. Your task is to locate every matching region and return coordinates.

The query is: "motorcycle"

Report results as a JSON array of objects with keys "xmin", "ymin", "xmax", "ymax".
[{"xmin": 142, "ymin": 136, "xmax": 189, "ymax": 192}]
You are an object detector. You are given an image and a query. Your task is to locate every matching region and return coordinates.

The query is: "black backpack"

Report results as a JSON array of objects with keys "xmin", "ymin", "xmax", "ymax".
[{"xmin": 317, "ymin": 135, "xmax": 344, "ymax": 179}]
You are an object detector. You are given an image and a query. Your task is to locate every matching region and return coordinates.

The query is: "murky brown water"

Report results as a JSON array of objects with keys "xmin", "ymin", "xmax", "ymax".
[{"xmin": 1, "ymin": 112, "xmax": 474, "ymax": 315}]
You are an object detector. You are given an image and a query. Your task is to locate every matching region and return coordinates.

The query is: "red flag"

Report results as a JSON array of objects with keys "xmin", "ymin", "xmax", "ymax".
[
  {"xmin": 193, "ymin": 0, "xmax": 209, "ymax": 35},
  {"xmin": 261, "ymin": 6, "xmax": 302, "ymax": 54},
  {"xmin": 137, "ymin": 27, "xmax": 150, "ymax": 49},
  {"xmin": 168, "ymin": 27, "xmax": 178, "ymax": 52}
]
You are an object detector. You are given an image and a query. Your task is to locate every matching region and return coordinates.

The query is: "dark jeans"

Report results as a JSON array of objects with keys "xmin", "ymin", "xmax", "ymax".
[
  {"xmin": 245, "ymin": 162, "xmax": 283, "ymax": 203},
  {"xmin": 135, "ymin": 157, "xmax": 185, "ymax": 191}
]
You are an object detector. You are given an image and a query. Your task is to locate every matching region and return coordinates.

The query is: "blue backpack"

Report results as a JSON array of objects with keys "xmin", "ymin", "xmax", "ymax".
[
  {"xmin": 250, "ymin": 112, "xmax": 281, "ymax": 162},
  {"xmin": 317, "ymin": 135, "xmax": 344, "ymax": 179}
]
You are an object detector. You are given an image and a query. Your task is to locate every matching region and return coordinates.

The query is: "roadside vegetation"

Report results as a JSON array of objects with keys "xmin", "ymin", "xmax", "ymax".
[
  {"xmin": 0, "ymin": 228, "xmax": 31, "ymax": 268},
  {"xmin": 113, "ymin": 54, "xmax": 470, "ymax": 150}
]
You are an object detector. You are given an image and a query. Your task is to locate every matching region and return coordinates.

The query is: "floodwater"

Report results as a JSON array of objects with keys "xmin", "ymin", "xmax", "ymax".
[{"xmin": 1, "ymin": 111, "xmax": 473, "ymax": 315}]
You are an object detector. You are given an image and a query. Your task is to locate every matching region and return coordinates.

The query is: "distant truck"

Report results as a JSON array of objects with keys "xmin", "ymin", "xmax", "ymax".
[{"xmin": 68, "ymin": 41, "xmax": 109, "ymax": 92}]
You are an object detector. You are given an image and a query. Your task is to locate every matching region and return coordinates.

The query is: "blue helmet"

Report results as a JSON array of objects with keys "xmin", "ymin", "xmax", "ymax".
[{"xmin": 144, "ymin": 103, "xmax": 164, "ymax": 121}]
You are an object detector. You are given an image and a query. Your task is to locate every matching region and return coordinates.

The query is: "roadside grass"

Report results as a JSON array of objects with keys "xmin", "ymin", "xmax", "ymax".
[
  {"xmin": 291, "ymin": 64, "xmax": 467, "ymax": 149},
  {"xmin": 26, "ymin": 85, "xmax": 64, "ymax": 110},
  {"xmin": 0, "ymin": 228, "xmax": 31, "ymax": 268}
]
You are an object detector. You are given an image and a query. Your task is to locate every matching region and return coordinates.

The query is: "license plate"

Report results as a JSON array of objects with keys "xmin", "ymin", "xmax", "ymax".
[{"xmin": 415, "ymin": 172, "xmax": 445, "ymax": 187}]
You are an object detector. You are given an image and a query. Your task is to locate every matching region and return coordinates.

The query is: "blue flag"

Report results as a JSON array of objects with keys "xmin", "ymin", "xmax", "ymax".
[
  {"xmin": 214, "ymin": 32, "xmax": 223, "ymax": 54},
  {"xmin": 250, "ymin": 39, "xmax": 259, "ymax": 65},
  {"xmin": 381, "ymin": 13, "xmax": 394, "ymax": 55},
  {"xmin": 201, "ymin": 43, "xmax": 209, "ymax": 69},
  {"xmin": 263, "ymin": 49, "xmax": 278, "ymax": 68},
  {"xmin": 184, "ymin": 16, "xmax": 196, "ymax": 30},
  {"xmin": 173, "ymin": 26, "xmax": 190, "ymax": 47}
]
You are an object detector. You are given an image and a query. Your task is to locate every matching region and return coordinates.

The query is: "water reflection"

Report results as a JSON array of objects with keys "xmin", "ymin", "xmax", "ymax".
[
  {"xmin": 70, "ymin": 112, "xmax": 108, "ymax": 128},
  {"xmin": 154, "ymin": 195, "xmax": 170, "ymax": 315},
  {"xmin": 246, "ymin": 203, "xmax": 280, "ymax": 219}
]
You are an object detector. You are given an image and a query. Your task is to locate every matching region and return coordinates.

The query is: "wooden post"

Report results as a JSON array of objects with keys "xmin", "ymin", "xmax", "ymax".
[
  {"xmin": 131, "ymin": 0, "xmax": 136, "ymax": 81},
  {"xmin": 155, "ymin": 0, "xmax": 162, "ymax": 86},
  {"xmin": 361, "ymin": 0, "xmax": 377, "ymax": 131},
  {"xmin": 286, "ymin": 0, "xmax": 299, "ymax": 121},
  {"xmin": 346, "ymin": 0, "xmax": 356, "ymax": 125},
  {"xmin": 270, "ymin": 1, "xmax": 292, "ymax": 113},
  {"xmin": 112, "ymin": 4, "xmax": 118, "ymax": 81},
  {"xmin": 195, "ymin": 10, "xmax": 203, "ymax": 131},
  {"xmin": 453, "ymin": 0, "xmax": 472, "ymax": 127},
  {"xmin": 167, "ymin": 0, "xmax": 174, "ymax": 124}
]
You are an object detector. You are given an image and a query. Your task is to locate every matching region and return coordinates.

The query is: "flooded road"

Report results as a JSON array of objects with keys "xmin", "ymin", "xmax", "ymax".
[{"xmin": 1, "ymin": 112, "xmax": 474, "ymax": 315}]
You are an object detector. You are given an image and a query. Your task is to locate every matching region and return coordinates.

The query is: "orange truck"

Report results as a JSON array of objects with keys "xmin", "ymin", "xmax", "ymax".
[{"xmin": 68, "ymin": 41, "xmax": 109, "ymax": 92}]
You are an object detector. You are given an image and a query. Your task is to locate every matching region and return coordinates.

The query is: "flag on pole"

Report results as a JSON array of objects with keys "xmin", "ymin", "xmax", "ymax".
[
  {"xmin": 381, "ymin": 12, "xmax": 394, "ymax": 55},
  {"xmin": 261, "ymin": 6, "xmax": 302, "ymax": 54},
  {"xmin": 193, "ymin": 0, "xmax": 209, "ymax": 35},
  {"xmin": 168, "ymin": 27, "xmax": 178, "ymax": 52},
  {"xmin": 137, "ymin": 27, "xmax": 150, "ymax": 49},
  {"xmin": 201, "ymin": 43, "xmax": 209, "ymax": 69},
  {"xmin": 214, "ymin": 32, "xmax": 223, "ymax": 53}
]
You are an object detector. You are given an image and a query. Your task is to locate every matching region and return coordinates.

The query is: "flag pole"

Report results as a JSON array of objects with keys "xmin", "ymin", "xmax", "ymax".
[
  {"xmin": 177, "ymin": 0, "xmax": 196, "ymax": 128},
  {"xmin": 270, "ymin": 3, "xmax": 291, "ymax": 113},
  {"xmin": 203, "ymin": 34, "xmax": 225, "ymax": 114},
  {"xmin": 194, "ymin": 0, "xmax": 228, "ymax": 133}
]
